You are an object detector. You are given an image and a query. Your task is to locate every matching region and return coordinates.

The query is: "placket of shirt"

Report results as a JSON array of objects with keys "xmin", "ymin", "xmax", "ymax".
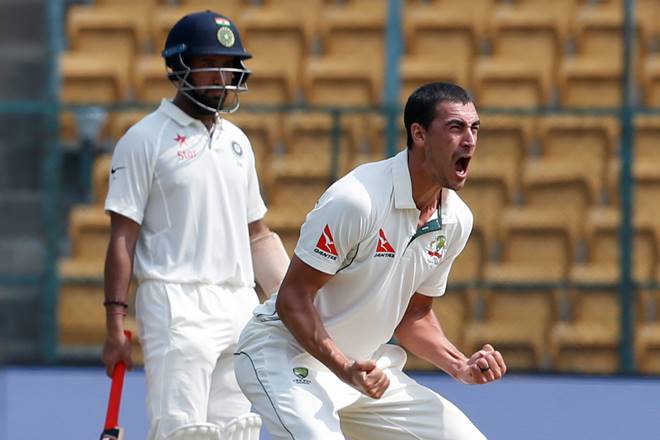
[{"xmin": 404, "ymin": 203, "xmax": 443, "ymax": 253}]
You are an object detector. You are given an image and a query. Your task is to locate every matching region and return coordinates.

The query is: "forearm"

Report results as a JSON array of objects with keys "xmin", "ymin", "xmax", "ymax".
[
  {"xmin": 104, "ymin": 236, "xmax": 135, "ymax": 336},
  {"xmin": 395, "ymin": 312, "xmax": 468, "ymax": 379},
  {"xmin": 276, "ymin": 291, "xmax": 351, "ymax": 380}
]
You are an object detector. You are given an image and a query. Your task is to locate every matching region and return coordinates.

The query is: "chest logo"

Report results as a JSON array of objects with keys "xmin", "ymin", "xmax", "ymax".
[
  {"xmin": 314, "ymin": 225, "xmax": 338, "ymax": 260},
  {"xmin": 374, "ymin": 229, "xmax": 395, "ymax": 258},
  {"xmin": 231, "ymin": 141, "xmax": 243, "ymax": 157},
  {"xmin": 175, "ymin": 133, "xmax": 197, "ymax": 161},
  {"xmin": 425, "ymin": 234, "xmax": 447, "ymax": 266}
]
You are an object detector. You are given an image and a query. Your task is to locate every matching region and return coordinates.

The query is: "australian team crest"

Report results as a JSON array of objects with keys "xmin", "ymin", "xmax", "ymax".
[{"xmin": 424, "ymin": 234, "xmax": 447, "ymax": 266}]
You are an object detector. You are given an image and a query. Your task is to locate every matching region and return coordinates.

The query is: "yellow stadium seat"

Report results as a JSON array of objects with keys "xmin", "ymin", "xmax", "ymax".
[
  {"xmin": 303, "ymin": 2, "xmax": 385, "ymax": 106},
  {"xmin": 264, "ymin": 175, "xmax": 330, "ymax": 248},
  {"xmin": 60, "ymin": 51, "xmax": 131, "ymax": 103},
  {"xmin": 277, "ymin": 112, "xmax": 360, "ymax": 179},
  {"xmin": 473, "ymin": 60, "xmax": 551, "ymax": 108},
  {"xmin": 134, "ymin": 54, "xmax": 175, "ymax": 104},
  {"xmin": 536, "ymin": 115, "xmax": 619, "ymax": 200},
  {"xmin": 67, "ymin": 205, "xmax": 110, "ymax": 262},
  {"xmin": 224, "ymin": 112, "xmax": 283, "ymax": 183},
  {"xmin": 239, "ymin": 6, "xmax": 312, "ymax": 104},
  {"xmin": 66, "ymin": 5, "xmax": 149, "ymax": 63},
  {"xmin": 549, "ymin": 289, "xmax": 620, "ymax": 374},
  {"xmin": 634, "ymin": 115, "xmax": 660, "ymax": 165},
  {"xmin": 475, "ymin": 0, "xmax": 573, "ymax": 101},
  {"xmin": 469, "ymin": 115, "xmax": 535, "ymax": 200},
  {"xmin": 559, "ymin": 57, "xmax": 621, "ymax": 108},
  {"xmin": 464, "ymin": 287, "xmax": 557, "ymax": 370},
  {"xmin": 488, "ymin": 207, "xmax": 575, "ymax": 283},
  {"xmin": 637, "ymin": 288, "xmax": 660, "ymax": 374},
  {"xmin": 521, "ymin": 161, "xmax": 595, "ymax": 240},
  {"xmin": 403, "ymin": 2, "xmax": 488, "ymax": 90},
  {"xmin": 458, "ymin": 177, "xmax": 509, "ymax": 257},
  {"xmin": 399, "ymin": 59, "xmax": 464, "ymax": 105}
]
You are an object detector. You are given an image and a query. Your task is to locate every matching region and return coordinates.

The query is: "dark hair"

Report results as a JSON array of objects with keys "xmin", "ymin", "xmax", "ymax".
[{"xmin": 404, "ymin": 82, "xmax": 473, "ymax": 148}]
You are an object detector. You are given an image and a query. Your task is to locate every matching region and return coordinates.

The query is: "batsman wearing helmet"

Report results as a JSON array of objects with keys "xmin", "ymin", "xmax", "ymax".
[{"xmin": 101, "ymin": 11, "xmax": 289, "ymax": 440}]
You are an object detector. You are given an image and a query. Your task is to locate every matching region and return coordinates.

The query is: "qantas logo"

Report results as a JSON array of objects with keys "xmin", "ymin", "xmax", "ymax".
[
  {"xmin": 374, "ymin": 229, "xmax": 395, "ymax": 258},
  {"xmin": 314, "ymin": 225, "xmax": 338, "ymax": 260}
]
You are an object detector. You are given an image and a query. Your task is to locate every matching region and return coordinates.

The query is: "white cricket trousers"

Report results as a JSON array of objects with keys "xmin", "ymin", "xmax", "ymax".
[
  {"xmin": 136, "ymin": 280, "xmax": 259, "ymax": 440},
  {"xmin": 234, "ymin": 319, "xmax": 487, "ymax": 440}
]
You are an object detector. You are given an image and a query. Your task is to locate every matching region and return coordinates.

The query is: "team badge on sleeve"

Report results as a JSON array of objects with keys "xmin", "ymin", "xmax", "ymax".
[
  {"xmin": 314, "ymin": 225, "xmax": 338, "ymax": 260},
  {"xmin": 424, "ymin": 234, "xmax": 447, "ymax": 266}
]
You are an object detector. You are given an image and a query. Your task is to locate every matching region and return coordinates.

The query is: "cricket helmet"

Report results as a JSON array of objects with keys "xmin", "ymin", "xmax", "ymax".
[{"xmin": 162, "ymin": 10, "xmax": 251, "ymax": 113}]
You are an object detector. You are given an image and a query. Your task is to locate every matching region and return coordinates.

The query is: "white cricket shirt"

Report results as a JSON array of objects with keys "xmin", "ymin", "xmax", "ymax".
[
  {"xmin": 105, "ymin": 99, "xmax": 267, "ymax": 286},
  {"xmin": 253, "ymin": 149, "xmax": 473, "ymax": 360}
]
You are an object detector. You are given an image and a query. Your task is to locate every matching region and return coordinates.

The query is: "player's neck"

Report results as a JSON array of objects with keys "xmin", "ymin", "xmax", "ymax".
[
  {"xmin": 173, "ymin": 93, "xmax": 217, "ymax": 131},
  {"xmin": 407, "ymin": 147, "xmax": 442, "ymax": 216}
]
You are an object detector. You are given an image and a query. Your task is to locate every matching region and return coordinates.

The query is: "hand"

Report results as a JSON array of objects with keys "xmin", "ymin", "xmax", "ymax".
[
  {"xmin": 102, "ymin": 329, "xmax": 133, "ymax": 377},
  {"xmin": 341, "ymin": 360, "xmax": 390, "ymax": 399},
  {"xmin": 456, "ymin": 344, "xmax": 506, "ymax": 385}
]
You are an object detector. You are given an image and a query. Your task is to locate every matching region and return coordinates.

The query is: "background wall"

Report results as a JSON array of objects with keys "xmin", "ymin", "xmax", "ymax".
[{"xmin": 2, "ymin": 367, "xmax": 659, "ymax": 440}]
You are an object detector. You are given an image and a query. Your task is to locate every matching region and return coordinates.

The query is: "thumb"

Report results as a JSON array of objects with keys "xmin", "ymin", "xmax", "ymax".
[{"xmin": 353, "ymin": 360, "xmax": 377, "ymax": 373}]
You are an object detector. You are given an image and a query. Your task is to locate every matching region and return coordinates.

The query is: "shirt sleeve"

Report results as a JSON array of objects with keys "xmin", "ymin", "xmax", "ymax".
[
  {"xmin": 294, "ymin": 179, "xmax": 371, "ymax": 275},
  {"xmin": 104, "ymin": 128, "xmax": 155, "ymax": 224},
  {"xmin": 416, "ymin": 210, "xmax": 473, "ymax": 297},
  {"xmin": 244, "ymin": 137, "xmax": 267, "ymax": 223}
]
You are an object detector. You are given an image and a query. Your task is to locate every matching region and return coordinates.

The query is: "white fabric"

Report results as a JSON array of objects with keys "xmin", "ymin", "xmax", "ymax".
[
  {"xmin": 235, "ymin": 323, "xmax": 486, "ymax": 440},
  {"xmin": 136, "ymin": 281, "xmax": 259, "ymax": 440},
  {"xmin": 251, "ymin": 149, "xmax": 473, "ymax": 361},
  {"xmin": 105, "ymin": 99, "xmax": 267, "ymax": 286},
  {"xmin": 164, "ymin": 423, "xmax": 221, "ymax": 440},
  {"xmin": 220, "ymin": 413, "xmax": 262, "ymax": 440}
]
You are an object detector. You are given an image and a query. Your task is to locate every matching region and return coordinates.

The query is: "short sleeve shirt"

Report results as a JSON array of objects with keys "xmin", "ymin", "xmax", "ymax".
[
  {"xmin": 253, "ymin": 150, "xmax": 473, "ymax": 360},
  {"xmin": 105, "ymin": 99, "xmax": 267, "ymax": 286}
]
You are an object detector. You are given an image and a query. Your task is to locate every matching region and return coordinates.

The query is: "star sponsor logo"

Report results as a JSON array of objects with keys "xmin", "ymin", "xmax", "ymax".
[
  {"xmin": 292, "ymin": 367, "xmax": 311, "ymax": 384},
  {"xmin": 424, "ymin": 234, "xmax": 447, "ymax": 266},
  {"xmin": 314, "ymin": 225, "xmax": 338, "ymax": 260},
  {"xmin": 374, "ymin": 228, "xmax": 395, "ymax": 258},
  {"xmin": 175, "ymin": 132, "xmax": 198, "ymax": 161}
]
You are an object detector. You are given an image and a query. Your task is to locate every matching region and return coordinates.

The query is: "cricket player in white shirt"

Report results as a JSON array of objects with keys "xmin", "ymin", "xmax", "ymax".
[
  {"xmin": 234, "ymin": 82, "xmax": 507, "ymax": 439},
  {"xmin": 100, "ymin": 11, "xmax": 288, "ymax": 440}
]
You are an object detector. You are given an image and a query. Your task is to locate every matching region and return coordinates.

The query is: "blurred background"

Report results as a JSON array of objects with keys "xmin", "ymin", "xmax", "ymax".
[{"xmin": 2, "ymin": 0, "xmax": 660, "ymax": 429}]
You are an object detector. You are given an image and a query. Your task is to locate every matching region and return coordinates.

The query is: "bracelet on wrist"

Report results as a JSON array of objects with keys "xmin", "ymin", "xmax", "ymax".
[{"xmin": 103, "ymin": 300, "xmax": 129, "ymax": 309}]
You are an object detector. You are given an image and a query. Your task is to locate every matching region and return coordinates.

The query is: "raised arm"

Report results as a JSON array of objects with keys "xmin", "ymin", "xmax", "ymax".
[
  {"xmin": 275, "ymin": 255, "xmax": 390, "ymax": 399},
  {"xmin": 395, "ymin": 293, "xmax": 506, "ymax": 384}
]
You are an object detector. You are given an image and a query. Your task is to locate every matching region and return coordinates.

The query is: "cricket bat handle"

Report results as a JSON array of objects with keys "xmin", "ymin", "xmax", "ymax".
[{"xmin": 104, "ymin": 330, "xmax": 132, "ymax": 430}]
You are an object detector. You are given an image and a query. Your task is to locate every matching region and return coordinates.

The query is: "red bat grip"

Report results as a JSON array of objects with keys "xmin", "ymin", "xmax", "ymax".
[{"xmin": 104, "ymin": 330, "xmax": 131, "ymax": 430}]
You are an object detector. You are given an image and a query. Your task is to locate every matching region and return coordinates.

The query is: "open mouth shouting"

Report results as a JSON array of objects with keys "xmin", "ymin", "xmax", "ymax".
[{"xmin": 454, "ymin": 154, "xmax": 472, "ymax": 180}]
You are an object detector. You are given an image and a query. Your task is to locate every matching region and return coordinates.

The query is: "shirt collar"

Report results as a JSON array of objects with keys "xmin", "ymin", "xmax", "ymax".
[
  {"xmin": 392, "ymin": 149, "xmax": 416, "ymax": 210},
  {"xmin": 158, "ymin": 99, "xmax": 208, "ymax": 128},
  {"xmin": 391, "ymin": 148, "xmax": 457, "ymax": 225}
]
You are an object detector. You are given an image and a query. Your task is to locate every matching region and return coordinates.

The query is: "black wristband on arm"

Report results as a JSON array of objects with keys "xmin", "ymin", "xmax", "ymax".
[{"xmin": 103, "ymin": 300, "xmax": 129, "ymax": 309}]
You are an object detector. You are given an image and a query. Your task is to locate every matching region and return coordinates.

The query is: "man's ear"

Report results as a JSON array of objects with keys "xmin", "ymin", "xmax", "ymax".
[{"xmin": 411, "ymin": 122, "xmax": 425, "ymax": 146}]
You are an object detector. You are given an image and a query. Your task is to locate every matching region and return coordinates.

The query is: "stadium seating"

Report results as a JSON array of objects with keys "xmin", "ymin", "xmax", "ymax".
[
  {"xmin": 636, "ymin": 288, "xmax": 660, "ymax": 373},
  {"xmin": 474, "ymin": 0, "xmax": 572, "ymax": 107},
  {"xmin": 402, "ymin": 1, "xmax": 490, "ymax": 91},
  {"xmin": 66, "ymin": 4, "xmax": 150, "ymax": 64},
  {"xmin": 59, "ymin": 51, "xmax": 131, "ymax": 104},
  {"xmin": 224, "ymin": 111, "xmax": 283, "ymax": 182},
  {"xmin": 133, "ymin": 54, "xmax": 175, "ymax": 104}
]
